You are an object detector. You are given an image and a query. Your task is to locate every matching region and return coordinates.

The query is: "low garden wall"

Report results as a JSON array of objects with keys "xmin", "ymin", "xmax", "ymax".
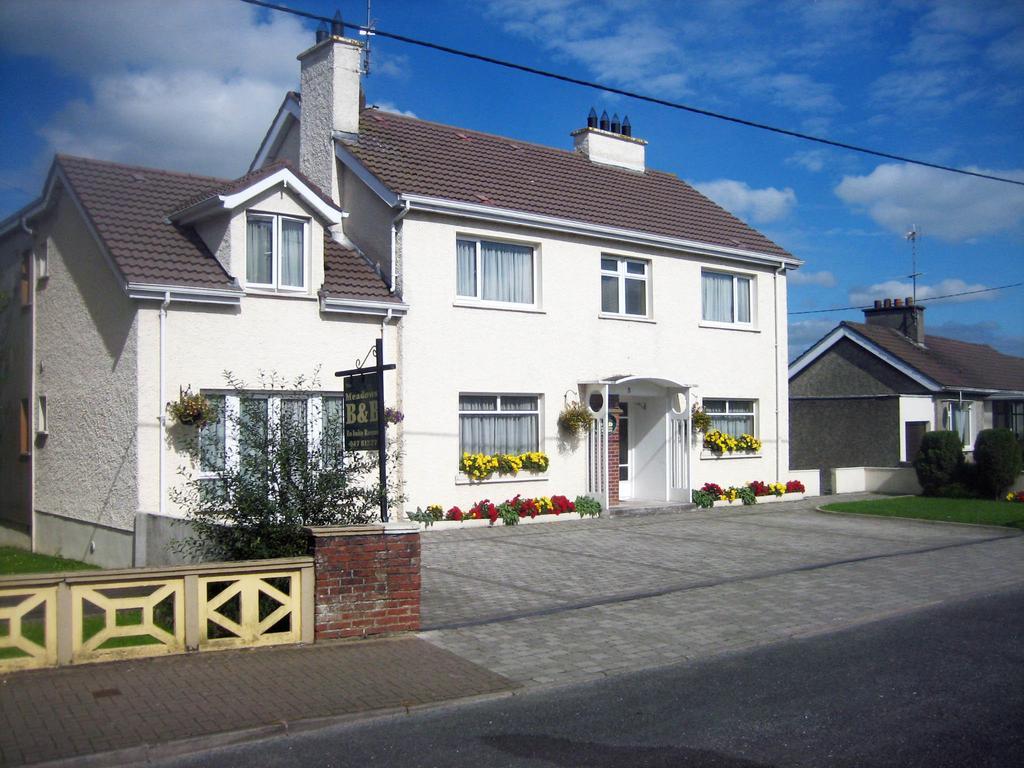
[
  {"xmin": 787, "ymin": 469, "xmax": 821, "ymax": 496},
  {"xmin": 831, "ymin": 466, "xmax": 923, "ymax": 495},
  {"xmin": 0, "ymin": 523, "xmax": 422, "ymax": 672}
]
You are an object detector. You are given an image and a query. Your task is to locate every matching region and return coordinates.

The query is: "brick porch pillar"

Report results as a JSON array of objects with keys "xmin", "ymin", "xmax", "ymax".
[
  {"xmin": 608, "ymin": 397, "xmax": 622, "ymax": 505},
  {"xmin": 306, "ymin": 523, "xmax": 420, "ymax": 641}
]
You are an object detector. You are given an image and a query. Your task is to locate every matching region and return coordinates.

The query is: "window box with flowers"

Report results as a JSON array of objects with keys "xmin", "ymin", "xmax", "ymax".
[
  {"xmin": 701, "ymin": 430, "xmax": 762, "ymax": 458},
  {"xmin": 409, "ymin": 493, "xmax": 600, "ymax": 530},
  {"xmin": 457, "ymin": 451, "xmax": 550, "ymax": 484},
  {"xmin": 692, "ymin": 479, "xmax": 806, "ymax": 508}
]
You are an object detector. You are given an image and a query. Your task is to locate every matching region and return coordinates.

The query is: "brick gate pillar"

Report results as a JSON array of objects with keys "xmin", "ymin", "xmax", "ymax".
[
  {"xmin": 306, "ymin": 523, "xmax": 421, "ymax": 641},
  {"xmin": 608, "ymin": 397, "xmax": 622, "ymax": 505}
]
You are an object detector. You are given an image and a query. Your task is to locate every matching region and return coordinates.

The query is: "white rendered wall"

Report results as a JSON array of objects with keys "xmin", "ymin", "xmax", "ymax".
[
  {"xmin": 898, "ymin": 395, "xmax": 935, "ymax": 462},
  {"xmin": 396, "ymin": 213, "xmax": 789, "ymax": 511}
]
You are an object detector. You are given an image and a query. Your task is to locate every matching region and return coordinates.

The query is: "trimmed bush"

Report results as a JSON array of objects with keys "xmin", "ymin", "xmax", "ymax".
[
  {"xmin": 913, "ymin": 431, "xmax": 964, "ymax": 496},
  {"xmin": 973, "ymin": 428, "xmax": 1023, "ymax": 499}
]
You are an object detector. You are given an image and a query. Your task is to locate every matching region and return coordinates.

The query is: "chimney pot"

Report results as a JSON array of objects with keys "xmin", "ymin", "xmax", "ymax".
[
  {"xmin": 894, "ymin": 298, "xmax": 903, "ymax": 307},
  {"xmin": 906, "ymin": 296, "xmax": 914, "ymax": 305},
  {"xmin": 599, "ymin": 110, "xmax": 610, "ymax": 131},
  {"xmin": 873, "ymin": 300, "xmax": 882, "ymax": 309},
  {"xmin": 315, "ymin": 22, "xmax": 329, "ymax": 43},
  {"xmin": 610, "ymin": 113, "xmax": 621, "ymax": 133},
  {"xmin": 587, "ymin": 107, "xmax": 598, "ymax": 129},
  {"xmin": 331, "ymin": 10, "xmax": 344, "ymax": 37},
  {"xmin": 883, "ymin": 298, "xmax": 892, "ymax": 308},
  {"xmin": 621, "ymin": 115, "xmax": 632, "ymax": 137}
]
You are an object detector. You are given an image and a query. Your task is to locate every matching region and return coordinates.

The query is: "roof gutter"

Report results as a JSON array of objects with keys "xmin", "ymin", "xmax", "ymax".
[
  {"xmin": 399, "ymin": 194, "xmax": 802, "ymax": 269},
  {"xmin": 319, "ymin": 295, "xmax": 409, "ymax": 317},
  {"xmin": 126, "ymin": 283, "xmax": 243, "ymax": 306}
]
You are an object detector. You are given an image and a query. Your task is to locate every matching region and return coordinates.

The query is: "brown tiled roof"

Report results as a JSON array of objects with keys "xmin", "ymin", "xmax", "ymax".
[
  {"xmin": 345, "ymin": 109, "xmax": 793, "ymax": 259},
  {"xmin": 56, "ymin": 155, "xmax": 237, "ymax": 290},
  {"xmin": 844, "ymin": 321, "xmax": 1024, "ymax": 392},
  {"xmin": 169, "ymin": 159, "xmax": 340, "ymax": 218},
  {"xmin": 321, "ymin": 236, "xmax": 401, "ymax": 302},
  {"xmin": 55, "ymin": 155, "xmax": 392, "ymax": 301}
]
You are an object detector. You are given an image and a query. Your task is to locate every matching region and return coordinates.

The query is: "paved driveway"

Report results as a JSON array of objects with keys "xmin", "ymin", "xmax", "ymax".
[{"xmin": 419, "ymin": 495, "xmax": 1024, "ymax": 687}]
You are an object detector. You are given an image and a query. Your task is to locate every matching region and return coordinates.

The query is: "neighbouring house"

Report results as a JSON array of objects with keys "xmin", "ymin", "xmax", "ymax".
[
  {"xmin": 0, "ymin": 29, "xmax": 803, "ymax": 567},
  {"xmin": 789, "ymin": 297, "xmax": 1024, "ymax": 485}
]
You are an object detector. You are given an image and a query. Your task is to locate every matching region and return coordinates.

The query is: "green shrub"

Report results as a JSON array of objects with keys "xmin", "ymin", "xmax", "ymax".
[
  {"xmin": 973, "ymin": 428, "xmax": 1024, "ymax": 498},
  {"xmin": 574, "ymin": 496, "xmax": 602, "ymax": 518},
  {"xmin": 691, "ymin": 489, "xmax": 716, "ymax": 508},
  {"xmin": 913, "ymin": 430, "xmax": 964, "ymax": 495}
]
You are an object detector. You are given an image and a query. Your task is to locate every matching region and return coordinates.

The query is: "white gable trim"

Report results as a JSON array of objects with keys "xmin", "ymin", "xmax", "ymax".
[
  {"xmin": 789, "ymin": 325, "xmax": 941, "ymax": 391},
  {"xmin": 249, "ymin": 94, "xmax": 301, "ymax": 172},
  {"xmin": 172, "ymin": 167, "xmax": 345, "ymax": 226},
  {"xmin": 127, "ymin": 282, "xmax": 242, "ymax": 305}
]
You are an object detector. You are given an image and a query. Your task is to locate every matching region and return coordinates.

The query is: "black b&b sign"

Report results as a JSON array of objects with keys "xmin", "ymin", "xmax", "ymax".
[{"xmin": 344, "ymin": 373, "xmax": 380, "ymax": 451}]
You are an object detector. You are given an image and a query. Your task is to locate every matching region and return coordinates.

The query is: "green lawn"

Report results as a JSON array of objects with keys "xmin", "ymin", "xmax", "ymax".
[
  {"xmin": 0, "ymin": 546, "xmax": 98, "ymax": 575},
  {"xmin": 822, "ymin": 496, "xmax": 1024, "ymax": 529}
]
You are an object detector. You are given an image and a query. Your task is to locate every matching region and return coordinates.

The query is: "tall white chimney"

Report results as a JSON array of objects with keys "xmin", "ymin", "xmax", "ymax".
[
  {"xmin": 297, "ymin": 34, "xmax": 363, "ymax": 203},
  {"xmin": 571, "ymin": 109, "xmax": 646, "ymax": 172}
]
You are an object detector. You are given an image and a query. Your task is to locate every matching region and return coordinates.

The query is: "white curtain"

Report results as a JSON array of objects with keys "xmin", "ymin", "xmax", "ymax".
[
  {"xmin": 457, "ymin": 240, "xmax": 477, "ymax": 297},
  {"xmin": 280, "ymin": 219, "xmax": 304, "ymax": 287},
  {"xmin": 247, "ymin": 219, "xmax": 273, "ymax": 284},
  {"xmin": 459, "ymin": 395, "xmax": 538, "ymax": 454},
  {"xmin": 705, "ymin": 399, "xmax": 754, "ymax": 437},
  {"xmin": 702, "ymin": 272, "xmax": 733, "ymax": 322},
  {"xmin": 736, "ymin": 277, "xmax": 750, "ymax": 322},
  {"xmin": 481, "ymin": 242, "xmax": 533, "ymax": 303}
]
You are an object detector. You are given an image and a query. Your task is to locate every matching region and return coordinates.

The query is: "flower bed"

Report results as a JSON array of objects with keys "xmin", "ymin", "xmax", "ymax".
[
  {"xmin": 408, "ymin": 493, "xmax": 601, "ymax": 530},
  {"xmin": 692, "ymin": 479, "xmax": 806, "ymax": 508},
  {"xmin": 460, "ymin": 451, "xmax": 550, "ymax": 480}
]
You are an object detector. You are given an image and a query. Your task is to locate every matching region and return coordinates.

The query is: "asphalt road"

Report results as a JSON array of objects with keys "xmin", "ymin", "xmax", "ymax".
[{"xmin": 154, "ymin": 587, "xmax": 1024, "ymax": 768}]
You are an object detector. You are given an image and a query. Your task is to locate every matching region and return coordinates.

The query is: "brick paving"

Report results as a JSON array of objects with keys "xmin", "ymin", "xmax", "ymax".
[
  {"xmin": 419, "ymin": 495, "xmax": 1024, "ymax": 686},
  {"xmin": 0, "ymin": 637, "xmax": 514, "ymax": 767}
]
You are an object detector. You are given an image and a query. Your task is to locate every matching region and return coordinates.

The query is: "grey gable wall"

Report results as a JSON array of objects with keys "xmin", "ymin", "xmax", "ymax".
[{"xmin": 789, "ymin": 337, "xmax": 924, "ymax": 474}]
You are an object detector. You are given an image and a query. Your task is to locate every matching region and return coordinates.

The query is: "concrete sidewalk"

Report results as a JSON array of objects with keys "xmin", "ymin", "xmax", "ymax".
[{"xmin": 0, "ymin": 636, "xmax": 515, "ymax": 767}]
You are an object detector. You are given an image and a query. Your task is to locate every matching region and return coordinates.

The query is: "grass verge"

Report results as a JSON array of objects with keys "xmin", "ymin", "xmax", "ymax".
[
  {"xmin": 822, "ymin": 496, "xmax": 1024, "ymax": 529},
  {"xmin": 0, "ymin": 546, "xmax": 98, "ymax": 575}
]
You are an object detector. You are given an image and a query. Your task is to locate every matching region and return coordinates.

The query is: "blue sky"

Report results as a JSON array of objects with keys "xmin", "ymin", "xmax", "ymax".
[{"xmin": 1, "ymin": 0, "xmax": 1022, "ymax": 358}]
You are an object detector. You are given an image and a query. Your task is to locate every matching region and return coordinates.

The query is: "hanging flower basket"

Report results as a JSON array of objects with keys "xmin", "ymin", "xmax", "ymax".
[
  {"xmin": 558, "ymin": 401, "xmax": 593, "ymax": 436},
  {"xmin": 167, "ymin": 387, "xmax": 217, "ymax": 428},
  {"xmin": 691, "ymin": 403, "xmax": 713, "ymax": 434}
]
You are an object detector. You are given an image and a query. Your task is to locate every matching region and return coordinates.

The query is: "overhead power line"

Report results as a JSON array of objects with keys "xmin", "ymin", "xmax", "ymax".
[
  {"xmin": 788, "ymin": 282, "xmax": 1023, "ymax": 316},
  {"xmin": 239, "ymin": 0, "xmax": 1024, "ymax": 187}
]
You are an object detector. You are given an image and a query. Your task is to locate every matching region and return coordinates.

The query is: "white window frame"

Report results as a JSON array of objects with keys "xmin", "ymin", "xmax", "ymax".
[
  {"xmin": 600, "ymin": 255, "xmax": 650, "ymax": 319},
  {"xmin": 941, "ymin": 400, "xmax": 973, "ymax": 448},
  {"xmin": 457, "ymin": 392, "xmax": 542, "ymax": 457},
  {"xmin": 703, "ymin": 398, "xmax": 758, "ymax": 438},
  {"xmin": 700, "ymin": 269, "xmax": 755, "ymax": 329},
  {"xmin": 195, "ymin": 392, "xmax": 341, "ymax": 481},
  {"xmin": 455, "ymin": 237, "xmax": 539, "ymax": 310},
  {"xmin": 245, "ymin": 212, "xmax": 310, "ymax": 293}
]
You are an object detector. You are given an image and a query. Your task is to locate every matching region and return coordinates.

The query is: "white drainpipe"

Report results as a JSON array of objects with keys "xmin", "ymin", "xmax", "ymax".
[
  {"xmin": 159, "ymin": 291, "xmax": 171, "ymax": 518},
  {"xmin": 773, "ymin": 265, "xmax": 785, "ymax": 483}
]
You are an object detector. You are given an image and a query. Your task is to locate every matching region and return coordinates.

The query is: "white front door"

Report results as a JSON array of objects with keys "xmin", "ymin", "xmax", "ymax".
[{"xmin": 618, "ymin": 402, "xmax": 632, "ymax": 500}]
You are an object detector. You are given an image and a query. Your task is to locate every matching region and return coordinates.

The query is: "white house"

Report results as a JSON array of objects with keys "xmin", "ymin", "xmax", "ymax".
[{"xmin": 0, "ymin": 30, "xmax": 803, "ymax": 567}]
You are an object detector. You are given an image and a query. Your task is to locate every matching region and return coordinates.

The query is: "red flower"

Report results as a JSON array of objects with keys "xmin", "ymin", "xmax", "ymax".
[
  {"xmin": 550, "ymin": 495, "xmax": 575, "ymax": 515},
  {"xmin": 785, "ymin": 480, "xmax": 806, "ymax": 494},
  {"xmin": 749, "ymin": 480, "xmax": 771, "ymax": 497},
  {"xmin": 446, "ymin": 506, "xmax": 463, "ymax": 521},
  {"xmin": 701, "ymin": 482, "xmax": 725, "ymax": 498}
]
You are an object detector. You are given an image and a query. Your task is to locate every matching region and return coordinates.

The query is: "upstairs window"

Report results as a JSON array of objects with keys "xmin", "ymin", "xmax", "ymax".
[
  {"xmin": 246, "ymin": 214, "xmax": 307, "ymax": 291},
  {"xmin": 456, "ymin": 239, "xmax": 535, "ymax": 306},
  {"xmin": 702, "ymin": 270, "xmax": 752, "ymax": 326},
  {"xmin": 601, "ymin": 256, "xmax": 648, "ymax": 317}
]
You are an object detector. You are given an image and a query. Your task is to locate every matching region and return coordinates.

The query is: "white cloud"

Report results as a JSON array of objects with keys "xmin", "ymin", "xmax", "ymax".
[
  {"xmin": 848, "ymin": 278, "xmax": 997, "ymax": 307},
  {"xmin": 786, "ymin": 149, "xmax": 827, "ymax": 173},
  {"xmin": 692, "ymin": 179, "xmax": 797, "ymax": 224},
  {"xmin": 373, "ymin": 102, "xmax": 418, "ymax": 119},
  {"xmin": 788, "ymin": 318, "xmax": 840, "ymax": 359},
  {"xmin": 0, "ymin": 0, "xmax": 312, "ymax": 177},
  {"xmin": 834, "ymin": 163, "xmax": 1024, "ymax": 241},
  {"xmin": 789, "ymin": 270, "xmax": 837, "ymax": 287}
]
